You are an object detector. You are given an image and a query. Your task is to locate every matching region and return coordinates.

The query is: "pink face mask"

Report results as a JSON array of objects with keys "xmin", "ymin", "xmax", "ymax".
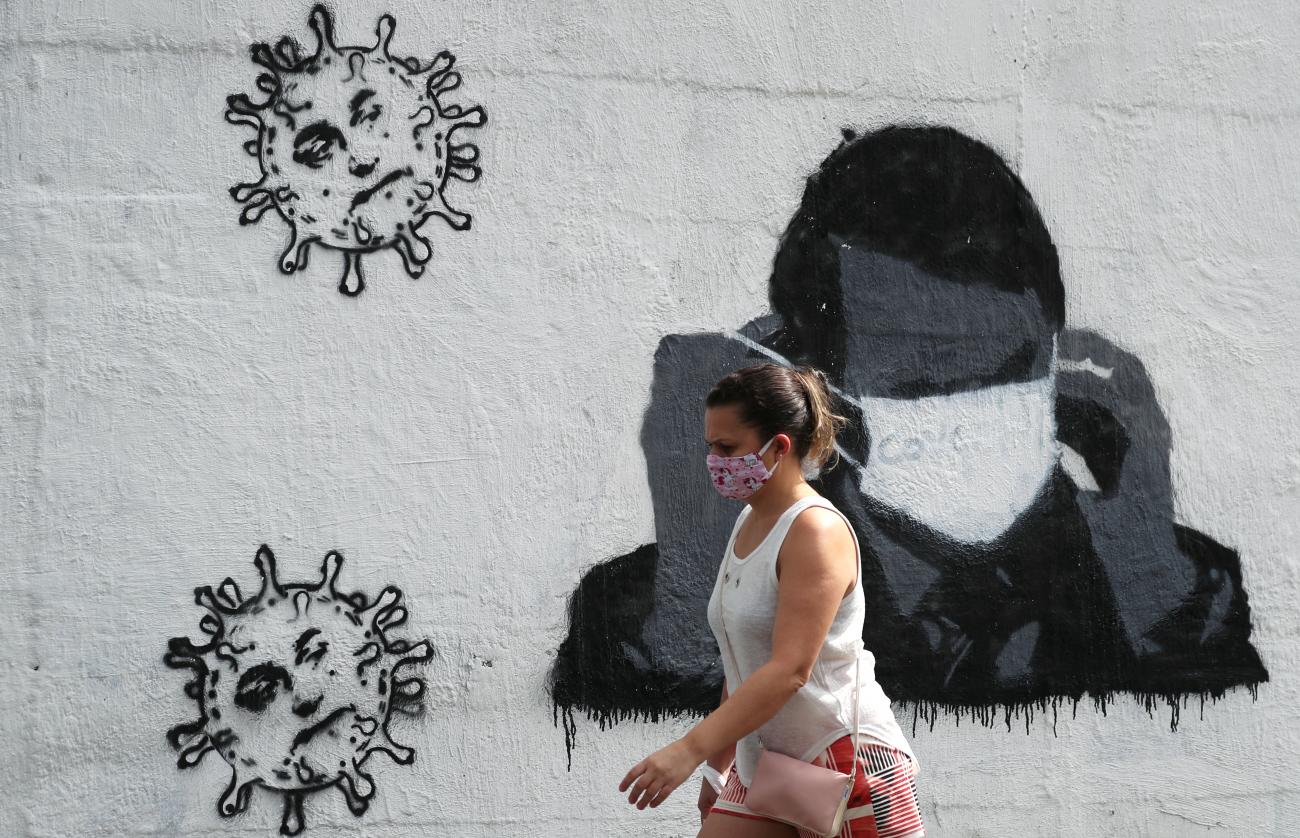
[{"xmin": 707, "ymin": 437, "xmax": 781, "ymax": 501}]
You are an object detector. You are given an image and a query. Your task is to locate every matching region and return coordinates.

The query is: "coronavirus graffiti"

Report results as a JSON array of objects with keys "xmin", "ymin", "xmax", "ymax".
[
  {"xmin": 165, "ymin": 546, "xmax": 433, "ymax": 835},
  {"xmin": 226, "ymin": 5, "xmax": 487, "ymax": 295}
]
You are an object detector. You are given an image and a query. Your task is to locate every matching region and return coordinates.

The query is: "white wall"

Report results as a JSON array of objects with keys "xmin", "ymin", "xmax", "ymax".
[{"xmin": 2, "ymin": 1, "xmax": 1298, "ymax": 835}]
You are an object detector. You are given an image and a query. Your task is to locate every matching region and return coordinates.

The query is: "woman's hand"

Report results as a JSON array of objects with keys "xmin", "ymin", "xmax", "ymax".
[{"xmin": 619, "ymin": 738, "xmax": 704, "ymax": 810}]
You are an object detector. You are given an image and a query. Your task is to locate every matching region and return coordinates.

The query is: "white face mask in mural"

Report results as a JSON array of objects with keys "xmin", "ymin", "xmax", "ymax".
[
  {"xmin": 852, "ymin": 373, "xmax": 1060, "ymax": 544},
  {"xmin": 707, "ymin": 437, "xmax": 782, "ymax": 500}
]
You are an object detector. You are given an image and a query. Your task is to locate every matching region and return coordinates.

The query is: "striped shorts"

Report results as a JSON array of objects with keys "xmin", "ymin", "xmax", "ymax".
[{"xmin": 709, "ymin": 738, "xmax": 924, "ymax": 838}]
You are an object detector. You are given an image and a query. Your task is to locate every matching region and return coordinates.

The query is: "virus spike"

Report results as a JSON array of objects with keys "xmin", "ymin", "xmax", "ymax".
[
  {"xmin": 424, "ymin": 192, "xmax": 472, "ymax": 231},
  {"xmin": 240, "ymin": 197, "xmax": 277, "ymax": 226},
  {"xmin": 218, "ymin": 769, "xmax": 255, "ymax": 817},
  {"xmin": 423, "ymin": 50, "xmax": 456, "ymax": 84},
  {"xmin": 253, "ymin": 544, "xmax": 286, "ymax": 600},
  {"xmin": 318, "ymin": 550, "xmax": 345, "ymax": 593},
  {"xmin": 164, "ymin": 636, "xmax": 207, "ymax": 668},
  {"xmin": 392, "ymin": 229, "xmax": 432, "ymax": 279},
  {"xmin": 195, "ymin": 585, "xmax": 232, "ymax": 616},
  {"xmin": 392, "ymin": 677, "xmax": 425, "ymax": 701},
  {"xmin": 254, "ymin": 72, "xmax": 279, "ymax": 97},
  {"xmin": 449, "ymin": 143, "xmax": 480, "ymax": 164},
  {"xmin": 274, "ymin": 36, "xmax": 304, "ymax": 69},
  {"xmin": 448, "ymin": 143, "xmax": 482, "ymax": 183},
  {"xmin": 343, "ymin": 51, "xmax": 369, "ymax": 84},
  {"xmin": 249, "ymin": 42, "xmax": 280, "ymax": 72},
  {"xmin": 338, "ymin": 762, "xmax": 376, "ymax": 814},
  {"xmin": 376, "ymin": 604, "xmax": 408, "ymax": 630},
  {"xmin": 391, "ymin": 704, "xmax": 422, "ymax": 718},
  {"xmin": 339, "ymin": 251, "xmax": 365, "ymax": 296},
  {"xmin": 242, "ymin": 139, "xmax": 260, "ymax": 157},
  {"xmin": 199, "ymin": 614, "xmax": 222, "ymax": 636},
  {"xmin": 374, "ymin": 14, "xmax": 396, "ymax": 56},
  {"xmin": 279, "ymin": 228, "xmax": 312, "ymax": 274},
  {"xmin": 355, "ymin": 642, "xmax": 383, "ymax": 675},
  {"xmin": 362, "ymin": 587, "xmax": 402, "ymax": 624},
  {"xmin": 292, "ymin": 590, "xmax": 313, "ymax": 618},
  {"xmin": 217, "ymin": 577, "xmax": 244, "ymax": 609},
  {"xmin": 366, "ymin": 730, "xmax": 415, "ymax": 765},
  {"xmin": 387, "ymin": 235, "xmax": 423, "ymax": 278},
  {"xmin": 225, "ymin": 93, "xmax": 266, "ymax": 118},
  {"xmin": 390, "ymin": 639, "xmax": 435, "ymax": 667},
  {"xmin": 307, "ymin": 5, "xmax": 340, "ymax": 56},
  {"xmin": 280, "ymin": 792, "xmax": 306, "ymax": 836},
  {"xmin": 230, "ymin": 181, "xmax": 270, "ymax": 204},
  {"xmin": 450, "ymin": 105, "xmax": 487, "ymax": 131},
  {"xmin": 410, "ymin": 106, "xmax": 437, "ymax": 141},
  {"xmin": 429, "ymin": 70, "xmax": 462, "ymax": 96},
  {"xmin": 227, "ymin": 111, "xmax": 262, "ymax": 132},
  {"xmin": 447, "ymin": 165, "xmax": 480, "ymax": 184},
  {"xmin": 166, "ymin": 717, "xmax": 208, "ymax": 750},
  {"xmin": 178, "ymin": 735, "xmax": 215, "ymax": 768}
]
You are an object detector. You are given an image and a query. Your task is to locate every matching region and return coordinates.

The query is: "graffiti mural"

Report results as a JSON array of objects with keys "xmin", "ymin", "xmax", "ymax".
[
  {"xmin": 165, "ymin": 546, "xmax": 433, "ymax": 835},
  {"xmin": 227, "ymin": 5, "xmax": 487, "ymax": 296},
  {"xmin": 551, "ymin": 126, "xmax": 1268, "ymax": 754}
]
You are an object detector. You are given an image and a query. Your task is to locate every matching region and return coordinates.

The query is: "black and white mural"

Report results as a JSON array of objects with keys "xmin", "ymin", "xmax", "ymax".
[
  {"xmin": 551, "ymin": 125, "xmax": 1268, "ymax": 754},
  {"xmin": 165, "ymin": 546, "xmax": 433, "ymax": 835},
  {"xmin": 227, "ymin": 5, "xmax": 487, "ymax": 296}
]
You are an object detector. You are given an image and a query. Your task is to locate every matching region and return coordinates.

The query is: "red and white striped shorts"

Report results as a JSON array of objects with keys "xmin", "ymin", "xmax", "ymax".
[{"xmin": 709, "ymin": 738, "xmax": 924, "ymax": 838}]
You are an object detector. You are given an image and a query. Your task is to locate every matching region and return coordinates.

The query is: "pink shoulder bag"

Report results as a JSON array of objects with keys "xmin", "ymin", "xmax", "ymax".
[{"xmin": 715, "ymin": 548, "xmax": 863, "ymax": 837}]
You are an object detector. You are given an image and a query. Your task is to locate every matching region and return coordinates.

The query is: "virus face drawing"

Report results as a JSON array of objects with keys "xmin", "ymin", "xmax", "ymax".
[
  {"xmin": 226, "ymin": 5, "xmax": 487, "ymax": 296},
  {"xmin": 165, "ymin": 546, "xmax": 433, "ymax": 835}
]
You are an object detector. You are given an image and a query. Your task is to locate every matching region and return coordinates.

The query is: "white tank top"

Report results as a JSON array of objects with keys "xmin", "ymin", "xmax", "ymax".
[{"xmin": 706, "ymin": 494, "xmax": 916, "ymax": 787}]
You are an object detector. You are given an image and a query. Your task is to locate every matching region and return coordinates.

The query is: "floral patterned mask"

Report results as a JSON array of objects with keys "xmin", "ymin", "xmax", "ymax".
[{"xmin": 707, "ymin": 437, "xmax": 781, "ymax": 500}]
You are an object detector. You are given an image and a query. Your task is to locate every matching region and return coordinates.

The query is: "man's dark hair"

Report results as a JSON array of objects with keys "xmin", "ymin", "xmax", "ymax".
[{"xmin": 768, "ymin": 125, "xmax": 1066, "ymax": 379}]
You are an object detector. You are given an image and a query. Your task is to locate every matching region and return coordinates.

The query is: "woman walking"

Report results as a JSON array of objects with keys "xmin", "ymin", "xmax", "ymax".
[{"xmin": 620, "ymin": 363, "xmax": 924, "ymax": 837}]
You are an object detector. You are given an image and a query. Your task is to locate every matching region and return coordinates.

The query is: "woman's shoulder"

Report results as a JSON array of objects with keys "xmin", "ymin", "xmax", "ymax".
[{"xmin": 783, "ymin": 498, "xmax": 855, "ymax": 551}]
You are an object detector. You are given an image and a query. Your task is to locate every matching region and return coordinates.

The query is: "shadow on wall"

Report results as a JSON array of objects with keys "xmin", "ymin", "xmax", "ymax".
[{"xmin": 549, "ymin": 125, "xmax": 1267, "ymax": 760}]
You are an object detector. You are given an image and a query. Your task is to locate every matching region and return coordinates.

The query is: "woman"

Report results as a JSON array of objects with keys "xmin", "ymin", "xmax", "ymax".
[{"xmin": 620, "ymin": 363, "xmax": 924, "ymax": 837}]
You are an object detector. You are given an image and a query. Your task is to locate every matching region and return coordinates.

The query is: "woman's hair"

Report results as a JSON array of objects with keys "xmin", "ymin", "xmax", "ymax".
[{"xmin": 706, "ymin": 363, "xmax": 848, "ymax": 469}]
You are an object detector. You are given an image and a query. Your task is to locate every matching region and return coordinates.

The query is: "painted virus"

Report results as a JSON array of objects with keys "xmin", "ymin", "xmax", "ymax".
[
  {"xmin": 165, "ymin": 546, "xmax": 433, "ymax": 835},
  {"xmin": 226, "ymin": 5, "xmax": 487, "ymax": 296}
]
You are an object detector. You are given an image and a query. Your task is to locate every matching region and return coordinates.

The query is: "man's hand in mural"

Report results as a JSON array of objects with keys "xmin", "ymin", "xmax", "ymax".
[{"xmin": 619, "ymin": 737, "xmax": 705, "ymax": 810}]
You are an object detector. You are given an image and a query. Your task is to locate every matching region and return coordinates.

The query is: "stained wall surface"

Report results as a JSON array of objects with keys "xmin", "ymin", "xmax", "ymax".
[{"xmin": 2, "ymin": 1, "xmax": 1298, "ymax": 836}]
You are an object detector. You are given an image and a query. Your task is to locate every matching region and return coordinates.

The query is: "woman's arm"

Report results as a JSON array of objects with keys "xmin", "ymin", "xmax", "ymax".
[
  {"xmin": 704, "ymin": 682, "xmax": 735, "ymax": 773},
  {"xmin": 696, "ymin": 683, "xmax": 734, "ymax": 824},
  {"xmin": 620, "ymin": 507, "xmax": 856, "ymax": 809}
]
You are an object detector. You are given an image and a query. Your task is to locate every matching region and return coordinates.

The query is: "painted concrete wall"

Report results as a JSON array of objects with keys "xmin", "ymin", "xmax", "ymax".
[{"xmin": 2, "ymin": 1, "xmax": 1298, "ymax": 836}]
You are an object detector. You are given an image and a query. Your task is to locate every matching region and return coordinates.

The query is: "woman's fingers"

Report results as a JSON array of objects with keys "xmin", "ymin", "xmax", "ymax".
[
  {"xmin": 648, "ymin": 783, "xmax": 673, "ymax": 808},
  {"xmin": 636, "ymin": 778, "xmax": 665, "ymax": 809},
  {"xmin": 618, "ymin": 761, "xmax": 646, "ymax": 793},
  {"xmin": 627, "ymin": 772, "xmax": 655, "ymax": 805},
  {"xmin": 622, "ymin": 750, "xmax": 687, "ymax": 808}
]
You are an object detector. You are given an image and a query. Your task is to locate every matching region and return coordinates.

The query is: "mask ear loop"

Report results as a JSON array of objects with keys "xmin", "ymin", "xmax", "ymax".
[{"xmin": 759, "ymin": 435, "xmax": 786, "ymax": 476}]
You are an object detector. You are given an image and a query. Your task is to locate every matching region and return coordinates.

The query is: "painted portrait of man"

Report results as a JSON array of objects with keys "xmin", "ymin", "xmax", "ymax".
[{"xmin": 550, "ymin": 126, "xmax": 1267, "ymax": 740}]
